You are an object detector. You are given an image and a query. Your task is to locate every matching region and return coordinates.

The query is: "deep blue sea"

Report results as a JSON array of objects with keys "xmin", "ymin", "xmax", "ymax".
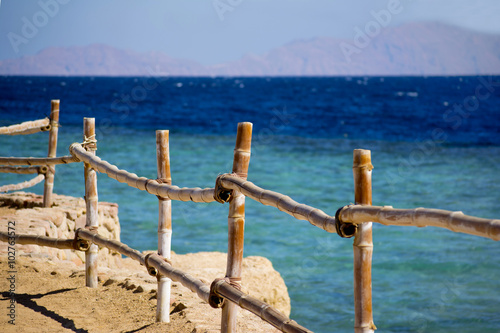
[{"xmin": 1, "ymin": 76, "xmax": 500, "ymax": 332}]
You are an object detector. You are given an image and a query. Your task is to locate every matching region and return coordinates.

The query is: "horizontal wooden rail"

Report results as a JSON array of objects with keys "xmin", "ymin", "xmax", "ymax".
[
  {"xmin": 0, "ymin": 231, "xmax": 79, "ymax": 250},
  {"xmin": 218, "ymin": 174, "xmax": 337, "ymax": 233},
  {"xmin": 147, "ymin": 253, "xmax": 211, "ymax": 304},
  {"xmin": 0, "ymin": 174, "xmax": 45, "ymax": 193},
  {"xmin": 212, "ymin": 279, "xmax": 313, "ymax": 333},
  {"xmin": 0, "ymin": 166, "xmax": 47, "ymax": 174},
  {"xmin": 76, "ymin": 229, "xmax": 146, "ymax": 266},
  {"xmin": 69, "ymin": 144, "xmax": 340, "ymax": 233},
  {"xmin": 75, "ymin": 229, "xmax": 212, "ymax": 302},
  {"xmin": 338, "ymin": 205, "xmax": 500, "ymax": 241},
  {"xmin": 0, "ymin": 155, "xmax": 79, "ymax": 166},
  {"xmin": 0, "ymin": 118, "xmax": 51, "ymax": 136},
  {"xmin": 69, "ymin": 143, "xmax": 215, "ymax": 203}
]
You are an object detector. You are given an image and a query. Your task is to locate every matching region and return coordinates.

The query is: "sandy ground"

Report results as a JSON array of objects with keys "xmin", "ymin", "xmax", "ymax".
[
  {"xmin": 0, "ymin": 255, "xmax": 195, "ymax": 333},
  {"xmin": 0, "ymin": 194, "xmax": 290, "ymax": 332},
  {"xmin": 0, "ymin": 252, "xmax": 286, "ymax": 333}
]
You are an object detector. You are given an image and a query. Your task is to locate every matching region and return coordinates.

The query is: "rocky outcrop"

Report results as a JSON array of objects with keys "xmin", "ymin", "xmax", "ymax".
[
  {"xmin": 0, "ymin": 191, "xmax": 121, "ymax": 267},
  {"xmin": 0, "ymin": 191, "xmax": 292, "ymax": 330}
]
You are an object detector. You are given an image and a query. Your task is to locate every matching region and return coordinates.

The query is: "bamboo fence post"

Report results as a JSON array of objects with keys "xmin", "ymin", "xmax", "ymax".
[
  {"xmin": 43, "ymin": 100, "xmax": 60, "ymax": 207},
  {"xmin": 352, "ymin": 149, "xmax": 376, "ymax": 332},
  {"xmin": 84, "ymin": 117, "xmax": 99, "ymax": 288},
  {"xmin": 156, "ymin": 130, "xmax": 172, "ymax": 322},
  {"xmin": 221, "ymin": 122, "xmax": 252, "ymax": 333}
]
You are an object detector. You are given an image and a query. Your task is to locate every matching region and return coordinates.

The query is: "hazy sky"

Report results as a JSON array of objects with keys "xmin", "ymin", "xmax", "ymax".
[{"xmin": 0, "ymin": 0, "xmax": 499, "ymax": 64}]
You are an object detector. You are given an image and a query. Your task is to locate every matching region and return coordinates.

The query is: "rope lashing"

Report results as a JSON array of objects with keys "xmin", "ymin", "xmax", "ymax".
[
  {"xmin": 73, "ymin": 229, "xmax": 91, "ymax": 251},
  {"xmin": 335, "ymin": 205, "xmax": 358, "ymax": 238},
  {"xmin": 144, "ymin": 253, "xmax": 173, "ymax": 277},
  {"xmin": 214, "ymin": 174, "xmax": 234, "ymax": 203},
  {"xmin": 82, "ymin": 134, "xmax": 97, "ymax": 151},
  {"xmin": 144, "ymin": 252, "xmax": 173, "ymax": 278},
  {"xmin": 156, "ymin": 178, "xmax": 171, "ymax": 185},
  {"xmin": 155, "ymin": 178, "xmax": 172, "ymax": 200},
  {"xmin": 144, "ymin": 253, "xmax": 159, "ymax": 276},
  {"xmin": 209, "ymin": 278, "xmax": 229, "ymax": 308},
  {"xmin": 209, "ymin": 276, "xmax": 242, "ymax": 309}
]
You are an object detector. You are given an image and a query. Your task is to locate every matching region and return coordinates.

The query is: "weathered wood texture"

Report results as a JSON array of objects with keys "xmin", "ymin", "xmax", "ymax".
[
  {"xmin": 0, "ymin": 118, "xmax": 50, "ymax": 135},
  {"xmin": 340, "ymin": 205, "xmax": 500, "ymax": 241},
  {"xmin": 156, "ymin": 130, "xmax": 172, "ymax": 322},
  {"xmin": 0, "ymin": 166, "xmax": 44, "ymax": 174},
  {"xmin": 0, "ymin": 155, "xmax": 79, "ymax": 166},
  {"xmin": 0, "ymin": 174, "xmax": 45, "ymax": 193},
  {"xmin": 222, "ymin": 122, "xmax": 252, "ymax": 333},
  {"xmin": 69, "ymin": 143, "xmax": 338, "ymax": 233},
  {"xmin": 69, "ymin": 143, "xmax": 215, "ymax": 202},
  {"xmin": 213, "ymin": 279, "xmax": 313, "ymax": 333},
  {"xmin": 0, "ymin": 231, "xmax": 75, "ymax": 250},
  {"xmin": 218, "ymin": 174, "xmax": 337, "ymax": 233},
  {"xmin": 352, "ymin": 149, "xmax": 376, "ymax": 333},
  {"xmin": 77, "ymin": 229, "xmax": 145, "ymax": 265},
  {"xmin": 84, "ymin": 118, "xmax": 99, "ymax": 288},
  {"xmin": 43, "ymin": 100, "xmax": 60, "ymax": 207}
]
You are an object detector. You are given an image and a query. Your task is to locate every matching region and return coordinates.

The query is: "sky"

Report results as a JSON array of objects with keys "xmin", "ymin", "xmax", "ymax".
[{"xmin": 0, "ymin": 0, "xmax": 499, "ymax": 65}]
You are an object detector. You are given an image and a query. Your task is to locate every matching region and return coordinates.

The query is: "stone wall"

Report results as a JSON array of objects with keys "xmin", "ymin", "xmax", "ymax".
[{"xmin": 0, "ymin": 192, "xmax": 121, "ymax": 267}]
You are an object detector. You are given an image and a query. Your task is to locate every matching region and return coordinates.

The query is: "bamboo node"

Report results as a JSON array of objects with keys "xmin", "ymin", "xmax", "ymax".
[
  {"xmin": 352, "ymin": 162, "xmax": 374, "ymax": 171},
  {"xmin": 335, "ymin": 206, "xmax": 358, "ymax": 238},
  {"xmin": 214, "ymin": 174, "xmax": 233, "ymax": 203}
]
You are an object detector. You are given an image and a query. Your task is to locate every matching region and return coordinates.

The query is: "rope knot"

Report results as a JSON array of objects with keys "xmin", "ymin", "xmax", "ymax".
[
  {"xmin": 82, "ymin": 134, "xmax": 97, "ymax": 151},
  {"xmin": 144, "ymin": 253, "xmax": 159, "ymax": 276},
  {"xmin": 214, "ymin": 174, "xmax": 233, "ymax": 204},
  {"xmin": 73, "ymin": 228, "xmax": 90, "ymax": 251},
  {"xmin": 335, "ymin": 205, "xmax": 358, "ymax": 238},
  {"xmin": 208, "ymin": 276, "xmax": 242, "ymax": 309}
]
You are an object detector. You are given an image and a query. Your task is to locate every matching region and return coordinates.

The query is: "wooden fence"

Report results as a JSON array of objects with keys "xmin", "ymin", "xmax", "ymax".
[
  {"xmin": 0, "ymin": 100, "xmax": 69, "ymax": 207},
  {"xmin": 1, "ymin": 103, "xmax": 499, "ymax": 333}
]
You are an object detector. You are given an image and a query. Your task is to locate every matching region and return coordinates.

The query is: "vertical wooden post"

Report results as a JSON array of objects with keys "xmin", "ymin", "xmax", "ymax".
[
  {"xmin": 43, "ymin": 100, "xmax": 59, "ymax": 207},
  {"xmin": 156, "ymin": 130, "xmax": 172, "ymax": 322},
  {"xmin": 221, "ymin": 122, "xmax": 252, "ymax": 333},
  {"xmin": 352, "ymin": 149, "xmax": 376, "ymax": 332},
  {"xmin": 84, "ymin": 117, "xmax": 99, "ymax": 288}
]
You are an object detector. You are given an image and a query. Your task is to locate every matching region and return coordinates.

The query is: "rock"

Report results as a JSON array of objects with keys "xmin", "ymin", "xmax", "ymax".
[
  {"xmin": 103, "ymin": 278, "xmax": 116, "ymax": 286},
  {"xmin": 0, "ymin": 192, "xmax": 122, "ymax": 267},
  {"xmin": 171, "ymin": 301, "xmax": 188, "ymax": 314},
  {"xmin": 0, "ymin": 191, "xmax": 292, "ymax": 332}
]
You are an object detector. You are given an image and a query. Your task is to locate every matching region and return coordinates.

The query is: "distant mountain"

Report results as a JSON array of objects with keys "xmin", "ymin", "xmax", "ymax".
[
  {"xmin": 213, "ymin": 22, "xmax": 500, "ymax": 76},
  {"xmin": 0, "ymin": 44, "xmax": 209, "ymax": 76},
  {"xmin": 1, "ymin": 22, "xmax": 499, "ymax": 76}
]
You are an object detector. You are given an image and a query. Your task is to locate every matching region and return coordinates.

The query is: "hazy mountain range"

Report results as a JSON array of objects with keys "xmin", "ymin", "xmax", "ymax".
[{"xmin": 1, "ymin": 22, "xmax": 499, "ymax": 76}]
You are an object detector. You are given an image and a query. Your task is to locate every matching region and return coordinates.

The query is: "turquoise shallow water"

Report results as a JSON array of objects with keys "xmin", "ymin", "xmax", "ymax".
[{"xmin": 1, "ymin": 127, "xmax": 499, "ymax": 332}]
